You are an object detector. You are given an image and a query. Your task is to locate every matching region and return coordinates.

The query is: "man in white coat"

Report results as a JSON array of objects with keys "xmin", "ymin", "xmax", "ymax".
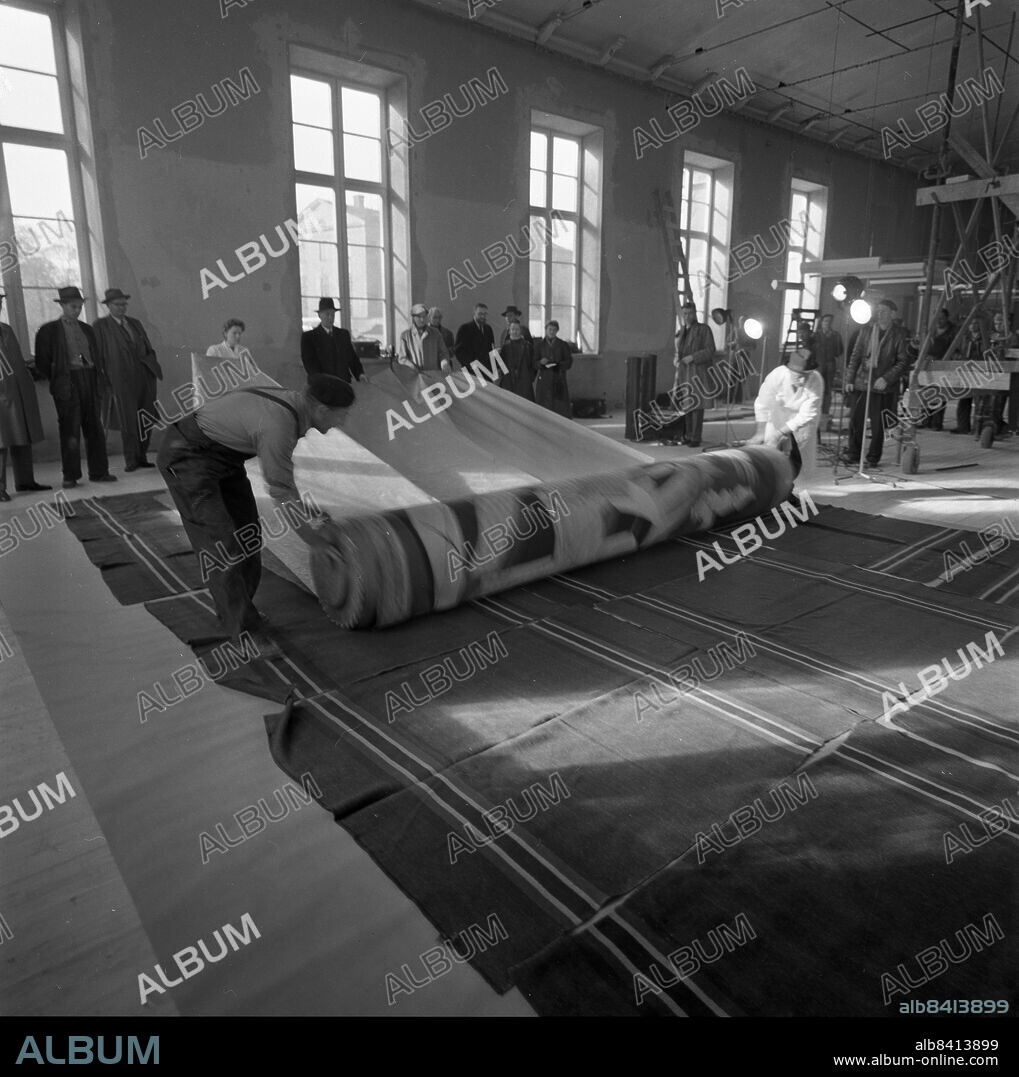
[{"xmin": 748, "ymin": 347, "xmax": 823, "ymax": 476}]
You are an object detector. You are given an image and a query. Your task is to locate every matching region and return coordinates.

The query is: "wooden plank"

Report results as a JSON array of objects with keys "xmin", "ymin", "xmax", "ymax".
[
  {"xmin": 948, "ymin": 135, "xmax": 1019, "ymax": 219},
  {"xmin": 915, "ymin": 173, "xmax": 1019, "ymax": 206}
]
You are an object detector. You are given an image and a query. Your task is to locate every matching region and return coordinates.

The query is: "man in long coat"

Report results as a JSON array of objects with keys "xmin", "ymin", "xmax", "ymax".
[
  {"xmin": 300, "ymin": 297, "xmax": 364, "ymax": 384},
  {"xmin": 0, "ymin": 290, "xmax": 50, "ymax": 500},
  {"xmin": 93, "ymin": 287, "xmax": 163, "ymax": 470},
  {"xmin": 673, "ymin": 300, "xmax": 718, "ymax": 447}
]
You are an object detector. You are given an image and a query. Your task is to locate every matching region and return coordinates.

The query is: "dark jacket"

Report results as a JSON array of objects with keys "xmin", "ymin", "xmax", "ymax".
[
  {"xmin": 454, "ymin": 319, "xmax": 496, "ymax": 372},
  {"xmin": 0, "ymin": 322, "xmax": 45, "ymax": 446},
  {"xmin": 93, "ymin": 315, "xmax": 163, "ymax": 382},
  {"xmin": 846, "ymin": 322, "xmax": 912, "ymax": 390},
  {"xmin": 498, "ymin": 338, "xmax": 537, "ymax": 400},
  {"xmin": 534, "ymin": 337, "xmax": 573, "ymax": 416},
  {"xmin": 34, "ymin": 317, "xmax": 102, "ymax": 402},
  {"xmin": 300, "ymin": 324, "xmax": 364, "ymax": 383},
  {"xmin": 672, "ymin": 319, "xmax": 717, "ymax": 396}
]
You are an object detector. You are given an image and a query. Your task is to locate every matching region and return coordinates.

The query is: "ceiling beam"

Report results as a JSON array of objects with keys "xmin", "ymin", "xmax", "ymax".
[{"xmin": 915, "ymin": 174, "xmax": 1019, "ymax": 206}]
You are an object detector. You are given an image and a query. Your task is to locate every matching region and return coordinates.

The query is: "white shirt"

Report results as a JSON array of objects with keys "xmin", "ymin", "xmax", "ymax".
[{"xmin": 755, "ymin": 365, "xmax": 824, "ymax": 474}]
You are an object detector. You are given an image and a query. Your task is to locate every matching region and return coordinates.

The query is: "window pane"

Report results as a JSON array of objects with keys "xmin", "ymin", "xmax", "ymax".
[
  {"xmin": 348, "ymin": 298, "xmax": 386, "ymax": 341},
  {"xmin": 529, "ymin": 169, "xmax": 546, "ymax": 208},
  {"xmin": 348, "ymin": 246, "xmax": 385, "ymax": 303},
  {"xmin": 530, "ymin": 131, "xmax": 547, "ymax": 170},
  {"xmin": 691, "ymin": 169, "xmax": 710, "ymax": 203},
  {"xmin": 529, "ymin": 256, "xmax": 545, "ymax": 309},
  {"xmin": 342, "ymin": 87, "xmax": 381, "ymax": 137},
  {"xmin": 24, "ymin": 288, "xmax": 58, "ymax": 348},
  {"xmin": 791, "ymin": 191, "xmax": 808, "ymax": 219},
  {"xmin": 552, "ymin": 137, "xmax": 579, "ymax": 177},
  {"xmin": 0, "ymin": 68, "xmax": 62, "ymax": 133},
  {"xmin": 301, "ymin": 297, "xmax": 323, "ymax": 332},
  {"xmin": 293, "ymin": 123, "xmax": 335, "ymax": 175},
  {"xmin": 551, "ymin": 174, "xmax": 577, "ymax": 213},
  {"xmin": 713, "ymin": 177, "xmax": 731, "ymax": 219},
  {"xmin": 299, "ymin": 241, "xmax": 340, "ymax": 300},
  {"xmin": 786, "ymin": 250, "xmax": 803, "ymax": 280},
  {"xmin": 296, "ymin": 184, "xmax": 337, "ymax": 234},
  {"xmin": 552, "ymin": 307, "xmax": 576, "ymax": 342},
  {"xmin": 549, "ymin": 218, "xmax": 576, "ymax": 262},
  {"xmin": 688, "ymin": 198, "xmax": 709, "ymax": 233},
  {"xmin": 343, "ymin": 134, "xmax": 381, "ymax": 182},
  {"xmin": 13, "ymin": 215, "xmax": 80, "ymax": 289},
  {"xmin": 346, "ymin": 191, "xmax": 384, "ymax": 245},
  {"xmin": 0, "ymin": 8, "xmax": 56, "ymax": 73},
  {"xmin": 551, "ymin": 262, "xmax": 575, "ymax": 311},
  {"xmin": 290, "ymin": 75, "xmax": 332, "ymax": 127},
  {"xmin": 3, "ymin": 145, "xmax": 73, "ymax": 218}
]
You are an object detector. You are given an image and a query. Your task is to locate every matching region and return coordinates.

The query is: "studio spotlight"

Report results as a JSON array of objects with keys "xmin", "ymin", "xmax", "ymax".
[
  {"xmin": 832, "ymin": 275, "xmax": 864, "ymax": 303},
  {"xmin": 850, "ymin": 299, "xmax": 872, "ymax": 325},
  {"xmin": 742, "ymin": 317, "xmax": 764, "ymax": 340}
]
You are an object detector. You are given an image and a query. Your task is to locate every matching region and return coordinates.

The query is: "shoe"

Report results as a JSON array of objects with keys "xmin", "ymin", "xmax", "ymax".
[
  {"xmin": 865, "ymin": 460, "xmax": 882, "ymax": 469},
  {"xmin": 683, "ymin": 440, "xmax": 702, "ymax": 448},
  {"xmin": 125, "ymin": 464, "xmax": 138, "ymax": 473},
  {"xmin": 62, "ymin": 479, "xmax": 78, "ymax": 489},
  {"xmin": 91, "ymin": 474, "xmax": 118, "ymax": 482},
  {"xmin": 15, "ymin": 482, "xmax": 52, "ymax": 492},
  {"xmin": 137, "ymin": 460, "xmax": 155, "ymax": 468},
  {"xmin": 0, "ymin": 491, "xmax": 10, "ymax": 502},
  {"xmin": 949, "ymin": 428, "xmax": 971, "ymax": 435}
]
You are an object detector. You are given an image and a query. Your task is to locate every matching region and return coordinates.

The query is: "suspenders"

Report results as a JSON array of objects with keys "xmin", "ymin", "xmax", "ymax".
[{"xmin": 238, "ymin": 388, "xmax": 302, "ymax": 439}]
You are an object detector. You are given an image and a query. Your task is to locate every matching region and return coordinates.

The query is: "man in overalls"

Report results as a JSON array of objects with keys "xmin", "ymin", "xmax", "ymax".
[{"xmin": 158, "ymin": 374, "xmax": 353, "ymax": 654}]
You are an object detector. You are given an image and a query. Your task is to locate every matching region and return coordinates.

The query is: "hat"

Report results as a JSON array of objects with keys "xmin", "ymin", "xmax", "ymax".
[
  {"xmin": 501, "ymin": 305, "xmax": 522, "ymax": 317},
  {"xmin": 317, "ymin": 297, "xmax": 338, "ymax": 312},
  {"xmin": 411, "ymin": 303, "xmax": 428, "ymax": 315},
  {"xmin": 877, "ymin": 298, "xmax": 898, "ymax": 313},
  {"xmin": 101, "ymin": 287, "xmax": 131, "ymax": 304},
  {"xmin": 307, "ymin": 374, "xmax": 355, "ymax": 408},
  {"xmin": 680, "ymin": 299, "xmax": 697, "ymax": 311},
  {"xmin": 54, "ymin": 286, "xmax": 86, "ymax": 304}
]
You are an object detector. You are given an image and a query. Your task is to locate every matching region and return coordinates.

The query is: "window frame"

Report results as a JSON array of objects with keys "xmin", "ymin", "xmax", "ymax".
[
  {"xmin": 0, "ymin": 0, "xmax": 97, "ymax": 349},
  {"xmin": 782, "ymin": 178, "xmax": 828, "ymax": 335},
  {"xmin": 527, "ymin": 111, "xmax": 602, "ymax": 352},
  {"xmin": 289, "ymin": 63, "xmax": 400, "ymax": 347},
  {"xmin": 677, "ymin": 153, "xmax": 733, "ymax": 332}
]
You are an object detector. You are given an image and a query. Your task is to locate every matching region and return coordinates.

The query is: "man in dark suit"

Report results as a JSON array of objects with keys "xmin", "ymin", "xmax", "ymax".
[
  {"xmin": 300, "ymin": 297, "xmax": 364, "ymax": 384},
  {"xmin": 34, "ymin": 286, "xmax": 116, "ymax": 489},
  {"xmin": 93, "ymin": 288, "xmax": 163, "ymax": 471},
  {"xmin": 454, "ymin": 302, "xmax": 496, "ymax": 378},
  {"xmin": 673, "ymin": 300, "xmax": 717, "ymax": 448},
  {"xmin": 0, "ymin": 289, "xmax": 50, "ymax": 500},
  {"xmin": 842, "ymin": 298, "xmax": 912, "ymax": 468}
]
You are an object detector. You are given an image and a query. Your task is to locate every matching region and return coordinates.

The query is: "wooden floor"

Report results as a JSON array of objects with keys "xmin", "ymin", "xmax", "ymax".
[{"xmin": 1, "ymin": 414, "xmax": 1015, "ymax": 1016}]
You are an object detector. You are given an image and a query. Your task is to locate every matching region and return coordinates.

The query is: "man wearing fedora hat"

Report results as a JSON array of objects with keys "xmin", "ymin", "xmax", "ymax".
[
  {"xmin": 499, "ymin": 305, "xmax": 532, "ymax": 347},
  {"xmin": 157, "ymin": 374, "xmax": 354, "ymax": 654},
  {"xmin": 300, "ymin": 297, "xmax": 364, "ymax": 385},
  {"xmin": 93, "ymin": 288, "xmax": 163, "ymax": 471},
  {"xmin": 34, "ymin": 286, "xmax": 115, "ymax": 489},
  {"xmin": 0, "ymin": 288, "xmax": 50, "ymax": 501}
]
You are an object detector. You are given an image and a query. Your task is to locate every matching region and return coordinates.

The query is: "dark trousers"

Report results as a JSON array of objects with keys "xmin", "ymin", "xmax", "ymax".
[
  {"xmin": 682, "ymin": 407, "xmax": 704, "ymax": 444},
  {"xmin": 818, "ymin": 361, "xmax": 836, "ymax": 415},
  {"xmin": 848, "ymin": 389, "xmax": 895, "ymax": 464},
  {"xmin": 955, "ymin": 396, "xmax": 972, "ymax": 433},
  {"xmin": 54, "ymin": 369, "xmax": 109, "ymax": 481},
  {"xmin": 115, "ymin": 373, "xmax": 158, "ymax": 465},
  {"xmin": 157, "ymin": 418, "xmax": 262, "ymax": 639},
  {"xmin": 0, "ymin": 444, "xmax": 37, "ymax": 491}
]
